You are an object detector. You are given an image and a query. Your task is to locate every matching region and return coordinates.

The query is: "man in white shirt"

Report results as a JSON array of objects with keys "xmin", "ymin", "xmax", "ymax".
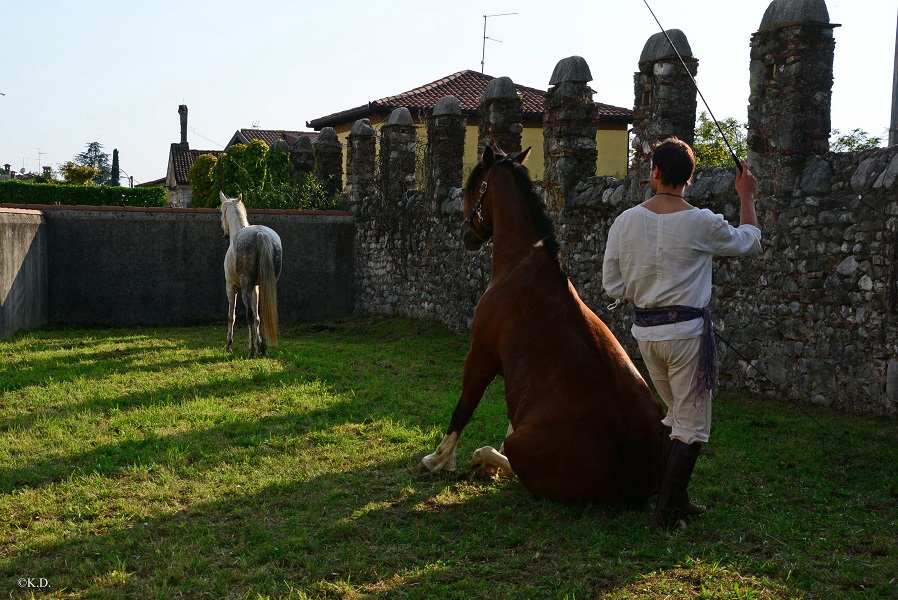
[{"xmin": 602, "ymin": 137, "xmax": 761, "ymax": 530}]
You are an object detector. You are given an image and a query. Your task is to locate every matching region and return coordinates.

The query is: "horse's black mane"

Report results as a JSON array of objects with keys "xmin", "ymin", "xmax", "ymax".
[{"xmin": 466, "ymin": 156, "xmax": 562, "ymax": 265}]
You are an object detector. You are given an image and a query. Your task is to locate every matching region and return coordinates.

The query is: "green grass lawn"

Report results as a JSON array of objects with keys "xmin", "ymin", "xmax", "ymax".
[{"xmin": 0, "ymin": 317, "xmax": 896, "ymax": 599}]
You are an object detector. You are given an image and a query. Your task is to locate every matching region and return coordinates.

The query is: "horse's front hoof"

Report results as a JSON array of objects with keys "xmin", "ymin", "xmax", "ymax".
[{"xmin": 421, "ymin": 452, "xmax": 456, "ymax": 473}]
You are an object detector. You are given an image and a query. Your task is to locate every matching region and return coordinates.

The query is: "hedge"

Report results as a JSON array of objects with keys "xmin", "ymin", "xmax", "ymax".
[{"xmin": 0, "ymin": 180, "xmax": 167, "ymax": 208}]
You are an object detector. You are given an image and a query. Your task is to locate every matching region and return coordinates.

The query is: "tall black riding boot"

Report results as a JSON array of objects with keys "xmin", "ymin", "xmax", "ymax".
[
  {"xmin": 651, "ymin": 439, "xmax": 703, "ymax": 530},
  {"xmin": 658, "ymin": 426, "xmax": 706, "ymax": 517}
]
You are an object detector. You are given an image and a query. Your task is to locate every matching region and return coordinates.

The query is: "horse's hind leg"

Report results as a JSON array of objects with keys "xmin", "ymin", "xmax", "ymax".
[
  {"xmin": 471, "ymin": 446, "xmax": 516, "ymax": 478},
  {"xmin": 242, "ymin": 286, "xmax": 261, "ymax": 358},
  {"xmin": 471, "ymin": 421, "xmax": 516, "ymax": 478},
  {"xmin": 225, "ymin": 283, "xmax": 238, "ymax": 351}
]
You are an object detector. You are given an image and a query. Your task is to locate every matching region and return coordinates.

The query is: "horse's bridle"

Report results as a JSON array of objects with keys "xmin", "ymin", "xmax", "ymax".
[{"xmin": 462, "ymin": 156, "xmax": 512, "ymax": 243}]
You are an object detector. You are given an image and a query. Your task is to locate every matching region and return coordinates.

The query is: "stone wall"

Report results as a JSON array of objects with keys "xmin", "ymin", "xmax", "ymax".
[
  {"xmin": 0, "ymin": 208, "xmax": 47, "ymax": 338},
  {"xmin": 348, "ymin": 0, "xmax": 898, "ymax": 416},
  {"xmin": 0, "ymin": 205, "xmax": 354, "ymax": 334},
  {"xmin": 559, "ymin": 153, "xmax": 898, "ymax": 416}
]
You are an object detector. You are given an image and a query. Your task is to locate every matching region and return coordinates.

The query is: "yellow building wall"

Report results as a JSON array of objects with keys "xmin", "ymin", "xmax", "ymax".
[{"xmin": 328, "ymin": 116, "xmax": 630, "ymax": 187}]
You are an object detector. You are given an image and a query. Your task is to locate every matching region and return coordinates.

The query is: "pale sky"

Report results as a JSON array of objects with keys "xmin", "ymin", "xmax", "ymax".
[{"xmin": 1, "ymin": 0, "xmax": 893, "ymax": 185}]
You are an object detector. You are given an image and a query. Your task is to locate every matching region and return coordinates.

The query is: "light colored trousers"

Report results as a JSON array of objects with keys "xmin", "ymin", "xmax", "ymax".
[{"xmin": 638, "ymin": 336, "xmax": 712, "ymax": 445}]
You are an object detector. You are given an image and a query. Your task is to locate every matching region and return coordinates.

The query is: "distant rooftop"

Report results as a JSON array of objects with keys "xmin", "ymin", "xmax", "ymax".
[
  {"xmin": 169, "ymin": 145, "xmax": 223, "ymax": 186},
  {"xmin": 306, "ymin": 69, "xmax": 633, "ymax": 129},
  {"xmin": 226, "ymin": 129, "xmax": 319, "ymax": 150}
]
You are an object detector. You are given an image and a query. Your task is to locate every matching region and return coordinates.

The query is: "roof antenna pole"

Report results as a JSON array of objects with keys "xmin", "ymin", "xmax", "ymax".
[{"xmin": 481, "ymin": 12, "xmax": 517, "ymax": 73}]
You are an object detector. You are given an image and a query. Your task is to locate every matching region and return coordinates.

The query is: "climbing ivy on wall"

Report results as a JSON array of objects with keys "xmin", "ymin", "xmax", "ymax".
[{"xmin": 195, "ymin": 140, "xmax": 344, "ymax": 211}]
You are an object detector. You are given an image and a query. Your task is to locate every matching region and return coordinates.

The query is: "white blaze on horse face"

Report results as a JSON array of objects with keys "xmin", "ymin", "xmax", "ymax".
[{"xmin": 421, "ymin": 432, "xmax": 459, "ymax": 472}]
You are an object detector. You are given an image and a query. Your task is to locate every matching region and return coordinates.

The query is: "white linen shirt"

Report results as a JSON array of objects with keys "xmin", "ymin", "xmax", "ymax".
[{"xmin": 602, "ymin": 206, "xmax": 761, "ymax": 341}]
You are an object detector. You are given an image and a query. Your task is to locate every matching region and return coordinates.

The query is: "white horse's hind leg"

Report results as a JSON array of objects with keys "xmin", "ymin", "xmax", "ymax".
[
  {"xmin": 242, "ymin": 286, "xmax": 260, "ymax": 358},
  {"xmin": 225, "ymin": 283, "xmax": 238, "ymax": 351},
  {"xmin": 471, "ymin": 446, "xmax": 515, "ymax": 478},
  {"xmin": 421, "ymin": 432, "xmax": 459, "ymax": 472},
  {"xmin": 251, "ymin": 285, "xmax": 264, "ymax": 356}
]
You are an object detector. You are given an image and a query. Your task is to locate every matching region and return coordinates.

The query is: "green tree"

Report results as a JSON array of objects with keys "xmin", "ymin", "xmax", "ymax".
[
  {"xmin": 692, "ymin": 112, "xmax": 748, "ymax": 168},
  {"xmin": 59, "ymin": 161, "xmax": 101, "ymax": 185},
  {"xmin": 30, "ymin": 168, "xmax": 57, "ymax": 184},
  {"xmin": 830, "ymin": 128, "xmax": 881, "ymax": 152},
  {"xmin": 188, "ymin": 153, "xmax": 219, "ymax": 208},
  {"xmin": 73, "ymin": 142, "xmax": 111, "ymax": 185}
]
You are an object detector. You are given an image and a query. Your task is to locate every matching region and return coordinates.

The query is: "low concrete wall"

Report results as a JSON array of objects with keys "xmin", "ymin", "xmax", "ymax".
[
  {"xmin": 0, "ymin": 205, "xmax": 354, "ymax": 333},
  {"xmin": 0, "ymin": 208, "xmax": 48, "ymax": 338}
]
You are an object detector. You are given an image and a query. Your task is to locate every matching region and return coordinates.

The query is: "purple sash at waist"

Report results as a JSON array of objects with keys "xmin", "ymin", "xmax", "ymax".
[{"xmin": 633, "ymin": 305, "xmax": 718, "ymax": 399}]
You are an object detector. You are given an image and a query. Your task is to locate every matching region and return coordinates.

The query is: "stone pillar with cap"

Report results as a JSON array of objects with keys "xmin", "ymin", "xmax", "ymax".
[
  {"xmin": 314, "ymin": 127, "xmax": 344, "ymax": 198},
  {"xmin": 346, "ymin": 118, "xmax": 377, "ymax": 210},
  {"xmin": 544, "ymin": 55, "xmax": 599, "ymax": 214},
  {"xmin": 425, "ymin": 95, "xmax": 466, "ymax": 211},
  {"xmin": 748, "ymin": 0, "xmax": 838, "ymax": 197},
  {"xmin": 380, "ymin": 107, "xmax": 418, "ymax": 203},
  {"xmin": 631, "ymin": 29, "xmax": 698, "ymax": 202},
  {"xmin": 478, "ymin": 76, "xmax": 523, "ymax": 158},
  {"xmin": 290, "ymin": 135, "xmax": 315, "ymax": 185}
]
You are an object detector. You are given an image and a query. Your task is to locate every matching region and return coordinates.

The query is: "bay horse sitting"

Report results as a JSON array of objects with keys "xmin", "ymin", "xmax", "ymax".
[
  {"xmin": 220, "ymin": 192, "xmax": 283, "ymax": 358},
  {"xmin": 421, "ymin": 147, "xmax": 665, "ymax": 504}
]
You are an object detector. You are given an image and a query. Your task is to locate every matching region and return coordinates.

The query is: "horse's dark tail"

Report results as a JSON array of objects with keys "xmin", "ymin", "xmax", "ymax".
[{"xmin": 258, "ymin": 234, "xmax": 279, "ymax": 346}]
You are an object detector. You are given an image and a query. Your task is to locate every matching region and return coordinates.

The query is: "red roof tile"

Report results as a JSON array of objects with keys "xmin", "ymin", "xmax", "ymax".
[
  {"xmin": 306, "ymin": 70, "xmax": 632, "ymax": 129},
  {"xmin": 169, "ymin": 144, "xmax": 223, "ymax": 185},
  {"xmin": 226, "ymin": 129, "xmax": 319, "ymax": 150}
]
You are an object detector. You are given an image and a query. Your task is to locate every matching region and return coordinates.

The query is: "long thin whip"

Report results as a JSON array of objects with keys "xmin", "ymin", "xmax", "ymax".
[
  {"xmin": 641, "ymin": 0, "xmax": 742, "ymax": 171},
  {"xmin": 638, "ymin": 1, "xmax": 841, "ymax": 439}
]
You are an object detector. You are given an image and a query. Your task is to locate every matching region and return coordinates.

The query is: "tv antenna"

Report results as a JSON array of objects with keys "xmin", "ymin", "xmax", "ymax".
[
  {"xmin": 35, "ymin": 148, "xmax": 47, "ymax": 171},
  {"xmin": 481, "ymin": 12, "xmax": 517, "ymax": 73}
]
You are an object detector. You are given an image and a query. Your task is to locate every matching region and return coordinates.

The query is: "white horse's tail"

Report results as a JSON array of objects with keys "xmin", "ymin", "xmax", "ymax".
[{"xmin": 258, "ymin": 234, "xmax": 279, "ymax": 347}]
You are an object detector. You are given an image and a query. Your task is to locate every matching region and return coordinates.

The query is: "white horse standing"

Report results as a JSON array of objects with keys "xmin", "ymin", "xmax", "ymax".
[{"xmin": 220, "ymin": 192, "xmax": 283, "ymax": 357}]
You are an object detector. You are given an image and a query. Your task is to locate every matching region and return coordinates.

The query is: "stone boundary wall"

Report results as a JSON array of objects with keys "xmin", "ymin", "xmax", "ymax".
[
  {"xmin": 348, "ymin": 0, "xmax": 898, "ymax": 417},
  {"xmin": 0, "ymin": 208, "xmax": 47, "ymax": 338},
  {"xmin": 352, "ymin": 142, "xmax": 898, "ymax": 417},
  {"xmin": 560, "ymin": 152, "xmax": 898, "ymax": 416},
  {"xmin": 0, "ymin": 205, "xmax": 354, "ymax": 333}
]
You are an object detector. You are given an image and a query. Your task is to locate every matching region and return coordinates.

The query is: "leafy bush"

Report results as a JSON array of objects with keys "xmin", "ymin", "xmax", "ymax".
[
  {"xmin": 243, "ymin": 174, "xmax": 346, "ymax": 211},
  {"xmin": 0, "ymin": 179, "xmax": 167, "ymax": 207},
  {"xmin": 210, "ymin": 139, "xmax": 345, "ymax": 211},
  {"xmin": 188, "ymin": 154, "xmax": 219, "ymax": 208},
  {"xmin": 59, "ymin": 161, "xmax": 101, "ymax": 185},
  {"xmin": 693, "ymin": 112, "xmax": 748, "ymax": 168},
  {"xmin": 265, "ymin": 143, "xmax": 290, "ymax": 190},
  {"xmin": 830, "ymin": 128, "xmax": 882, "ymax": 152}
]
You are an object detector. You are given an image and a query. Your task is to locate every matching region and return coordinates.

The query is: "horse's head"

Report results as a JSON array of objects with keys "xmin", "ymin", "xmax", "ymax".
[
  {"xmin": 219, "ymin": 191, "xmax": 244, "ymax": 237},
  {"xmin": 461, "ymin": 146, "xmax": 531, "ymax": 251}
]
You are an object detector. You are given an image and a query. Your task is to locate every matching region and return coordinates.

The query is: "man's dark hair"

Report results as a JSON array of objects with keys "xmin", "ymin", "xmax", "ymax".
[{"xmin": 652, "ymin": 137, "xmax": 695, "ymax": 187}]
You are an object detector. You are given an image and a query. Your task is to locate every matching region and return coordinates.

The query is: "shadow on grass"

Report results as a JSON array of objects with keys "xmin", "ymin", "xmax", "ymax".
[
  {"xmin": 0, "ymin": 452, "xmax": 730, "ymax": 599},
  {"xmin": 2, "ymin": 323, "xmax": 896, "ymax": 598},
  {"xmin": 0, "ymin": 331, "xmax": 216, "ymax": 394}
]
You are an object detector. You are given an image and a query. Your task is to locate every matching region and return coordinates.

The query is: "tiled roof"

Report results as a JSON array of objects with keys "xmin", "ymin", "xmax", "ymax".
[
  {"xmin": 137, "ymin": 177, "xmax": 166, "ymax": 187},
  {"xmin": 227, "ymin": 129, "xmax": 319, "ymax": 150},
  {"xmin": 169, "ymin": 144, "xmax": 223, "ymax": 186},
  {"xmin": 306, "ymin": 69, "xmax": 633, "ymax": 129}
]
